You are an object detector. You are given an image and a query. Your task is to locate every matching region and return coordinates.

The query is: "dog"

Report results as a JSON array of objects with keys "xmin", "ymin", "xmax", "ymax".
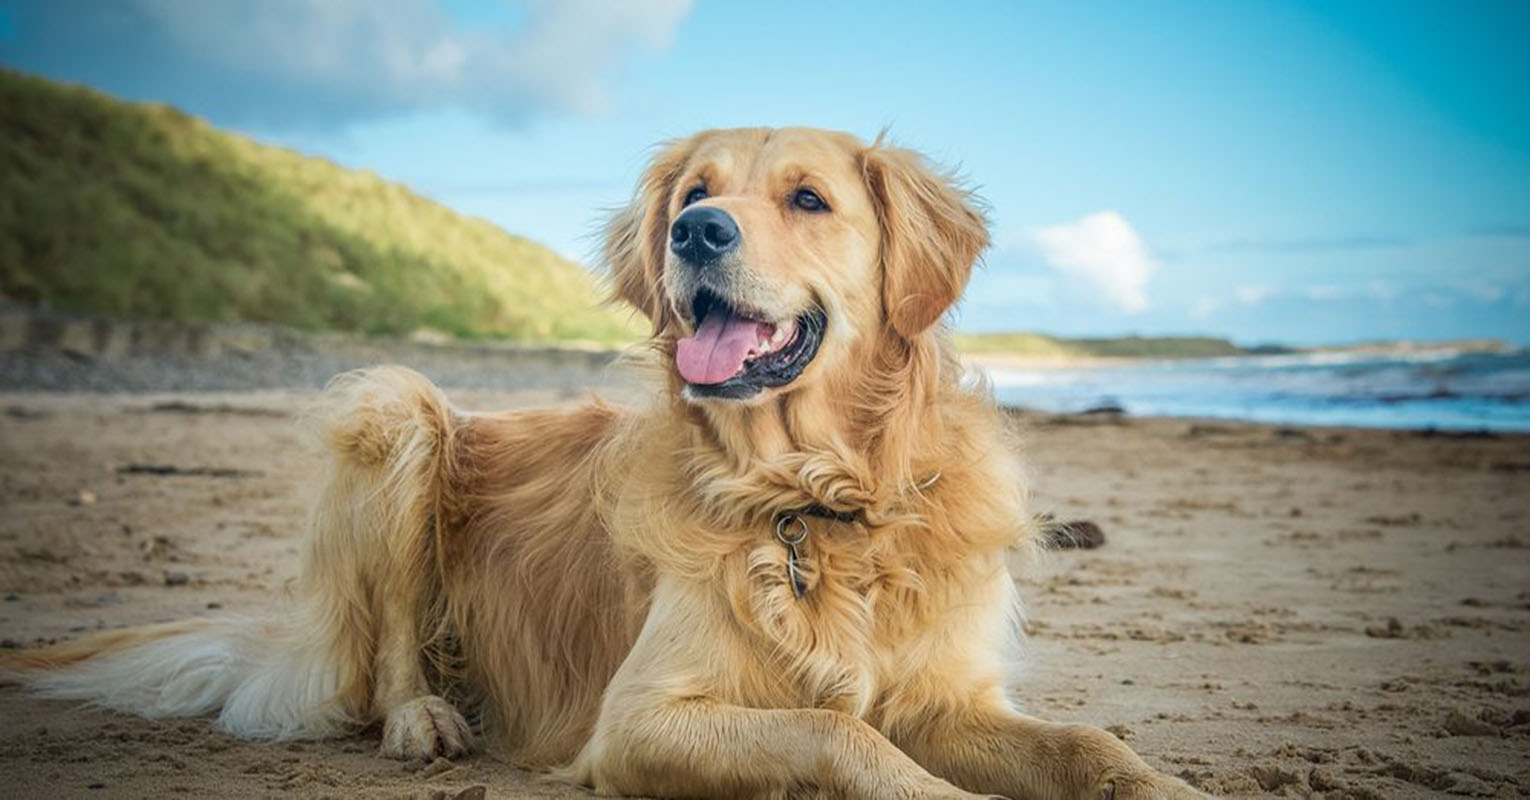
[{"xmin": 4, "ymin": 128, "xmax": 1205, "ymax": 799}]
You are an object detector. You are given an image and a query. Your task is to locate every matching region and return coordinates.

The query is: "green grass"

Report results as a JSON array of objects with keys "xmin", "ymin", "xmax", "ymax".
[
  {"xmin": 955, "ymin": 332, "xmax": 1248, "ymax": 359},
  {"xmin": 0, "ymin": 70, "xmax": 1273, "ymax": 357},
  {"xmin": 0, "ymin": 69, "xmax": 643, "ymax": 345}
]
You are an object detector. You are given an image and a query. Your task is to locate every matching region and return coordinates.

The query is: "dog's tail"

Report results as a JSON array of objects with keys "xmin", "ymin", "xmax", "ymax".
[
  {"xmin": 1, "ymin": 366, "xmax": 457, "ymax": 741},
  {"xmin": 0, "ymin": 611, "xmax": 357, "ymax": 740}
]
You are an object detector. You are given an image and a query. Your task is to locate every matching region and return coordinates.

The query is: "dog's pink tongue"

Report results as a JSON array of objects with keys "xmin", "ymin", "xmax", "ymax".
[{"xmin": 676, "ymin": 309, "xmax": 767, "ymax": 385}]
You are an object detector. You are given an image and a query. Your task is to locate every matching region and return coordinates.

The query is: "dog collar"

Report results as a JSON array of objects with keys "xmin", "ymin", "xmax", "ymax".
[
  {"xmin": 774, "ymin": 514, "xmax": 812, "ymax": 598},
  {"xmin": 791, "ymin": 504, "xmax": 861, "ymax": 523},
  {"xmin": 772, "ymin": 471, "xmax": 942, "ymax": 599}
]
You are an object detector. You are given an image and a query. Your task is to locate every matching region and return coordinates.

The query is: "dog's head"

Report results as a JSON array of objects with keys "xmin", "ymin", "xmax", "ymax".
[{"xmin": 605, "ymin": 127, "xmax": 987, "ymax": 404}]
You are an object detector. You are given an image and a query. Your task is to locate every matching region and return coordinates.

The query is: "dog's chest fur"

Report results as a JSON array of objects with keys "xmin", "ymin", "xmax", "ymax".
[{"xmin": 722, "ymin": 516, "xmax": 1004, "ymax": 718}]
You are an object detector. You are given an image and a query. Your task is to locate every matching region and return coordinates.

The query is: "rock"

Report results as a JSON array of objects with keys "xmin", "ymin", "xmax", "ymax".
[
  {"xmin": 1042, "ymin": 519, "xmax": 1107, "ymax": 550},
  {"xmin": 117, "ymin": 463, "xmax": 260, "ymax": 478},
  {"xmin": 69, "ymin": 489, "xmax": 97, "ymax": 506},
  {"xmin": 163, "ymin": 571, "xmax": 190, "ymax": 587}
]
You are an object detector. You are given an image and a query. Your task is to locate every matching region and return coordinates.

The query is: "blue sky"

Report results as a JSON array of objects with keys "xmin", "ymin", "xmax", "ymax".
[{"xmin": 3, "ymin": 0, "xmax": 1528, "ymax": 346}]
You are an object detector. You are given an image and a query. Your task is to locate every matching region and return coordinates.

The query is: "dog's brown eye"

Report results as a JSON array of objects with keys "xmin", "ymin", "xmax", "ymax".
[
  {"xmin": 792, "ymin": 188, "xmax": 828, "ymax": 212},
  {"xmin": 683, "ymin": 186, "xmax": 708, "ymax": 206}
]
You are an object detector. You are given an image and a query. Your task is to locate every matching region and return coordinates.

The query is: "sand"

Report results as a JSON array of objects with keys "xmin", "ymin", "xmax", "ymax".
[{"xmin": 1, "ymin": 386, "xmax": 1527, "ymax": 799}]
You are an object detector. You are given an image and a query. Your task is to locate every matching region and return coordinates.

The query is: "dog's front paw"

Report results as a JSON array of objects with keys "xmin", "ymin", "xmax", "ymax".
[
  {"xmin": 1097, "ymin": 771, "xmax": 1210, "ymax": 800},
  {"xmin": 379, "ymin": 695, "xmax": 473, "ymax": 761}
]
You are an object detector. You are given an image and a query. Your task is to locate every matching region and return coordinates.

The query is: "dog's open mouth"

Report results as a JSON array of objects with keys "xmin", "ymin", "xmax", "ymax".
[{"xmin": 676, "ymin": 288, "xmax": 825, "ymax": 399}]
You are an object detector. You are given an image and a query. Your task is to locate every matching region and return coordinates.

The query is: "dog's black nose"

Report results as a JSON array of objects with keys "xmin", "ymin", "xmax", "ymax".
[{"xmin": 670, "ymin": 206, "xmax": 739, "ymax": 265}]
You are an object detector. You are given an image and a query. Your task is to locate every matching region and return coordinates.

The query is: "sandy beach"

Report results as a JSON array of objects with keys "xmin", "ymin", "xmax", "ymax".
[{"xmin": 1, "ymin": 376, "xmax": 1527, "ymax": 798}]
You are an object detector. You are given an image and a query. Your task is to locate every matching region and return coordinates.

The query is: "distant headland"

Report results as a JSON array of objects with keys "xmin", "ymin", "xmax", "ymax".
[{"xmin": 954, "ymin": 332, "xmax": 1515, "ymax": 361}]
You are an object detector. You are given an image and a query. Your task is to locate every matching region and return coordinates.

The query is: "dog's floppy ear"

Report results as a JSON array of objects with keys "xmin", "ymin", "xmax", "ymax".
[
  {"xmin": 603, "ymin": 139, "xmax": 692, "ymax": 332},
  {"xmin": 862, "ymin": 144, "xmax": 989, "ymax": 338}
]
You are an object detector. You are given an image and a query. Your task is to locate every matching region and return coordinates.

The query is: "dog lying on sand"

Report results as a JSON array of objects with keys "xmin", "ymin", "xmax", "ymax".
[{"xmin": 5, "ymin": 127, "xmax": 1205, "ymax": 799}]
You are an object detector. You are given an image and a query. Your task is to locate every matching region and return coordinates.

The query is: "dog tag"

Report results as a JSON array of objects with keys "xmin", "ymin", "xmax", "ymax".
[{"xmin": 775, "ymin": 514, "xmax": 810, "ymax": 598}]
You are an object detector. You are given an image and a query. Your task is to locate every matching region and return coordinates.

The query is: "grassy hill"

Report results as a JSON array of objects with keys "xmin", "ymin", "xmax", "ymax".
[
  {"xmin": 955, "ymin": 332, "xmax": 1250, "ymax": 359},
  {"xmin": 0, "ymin": 70, "xmax": 641, "ymax": 345}
]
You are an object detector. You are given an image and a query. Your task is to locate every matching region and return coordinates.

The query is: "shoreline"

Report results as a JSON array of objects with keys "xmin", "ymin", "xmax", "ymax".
[
  {"xmin": 964, "ymin": 353, "xmax": 1155, "ymax": 371},
  {"xmin": 5, "ymin": 382, "xmax": 1525, "ymax": 439},
  {"xmin": 964, "ymin": 345, "xmax": 1528, "ymax": 372},
  {"xmin": 3, "ymin": 307, "xmax": 1525, "ymax": 433}
]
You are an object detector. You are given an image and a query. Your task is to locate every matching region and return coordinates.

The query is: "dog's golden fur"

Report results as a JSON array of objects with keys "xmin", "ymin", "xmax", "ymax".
[{"xmin": 4, "ymin": 128, "xmax": 1203, "ymax": 799}]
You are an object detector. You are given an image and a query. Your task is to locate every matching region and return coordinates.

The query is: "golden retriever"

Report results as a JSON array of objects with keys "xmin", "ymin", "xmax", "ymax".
[{"xmin": 5, "ymin": 128, "xmax": 1205, "ymax": 799}]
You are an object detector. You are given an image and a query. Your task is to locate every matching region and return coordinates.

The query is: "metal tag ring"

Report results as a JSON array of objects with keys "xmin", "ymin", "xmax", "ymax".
[{"xmin": 775, "ymin": 514, "xmax": 809, "ymax": 546}]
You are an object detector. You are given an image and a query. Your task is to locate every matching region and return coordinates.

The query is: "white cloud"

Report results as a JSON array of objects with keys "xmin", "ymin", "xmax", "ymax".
[
  {"xmin": 4, "ymin": 0, "xmax": 693, "ymax": 128},
  {"xmin": 1029, "ymin": 211, "xmax": 1159, "ymax": 313}
]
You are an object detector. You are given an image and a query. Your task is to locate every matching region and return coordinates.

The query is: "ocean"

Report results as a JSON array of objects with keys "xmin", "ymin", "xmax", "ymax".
[{"xmin": 981, "ymin": 349, "xmax": 1530, "ymax": 432}]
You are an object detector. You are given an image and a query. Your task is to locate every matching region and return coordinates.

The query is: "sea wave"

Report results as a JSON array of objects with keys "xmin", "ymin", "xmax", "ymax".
[{"xmin": 981, "ymin": 351, "xmax": 1530, "ymax": 431}]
